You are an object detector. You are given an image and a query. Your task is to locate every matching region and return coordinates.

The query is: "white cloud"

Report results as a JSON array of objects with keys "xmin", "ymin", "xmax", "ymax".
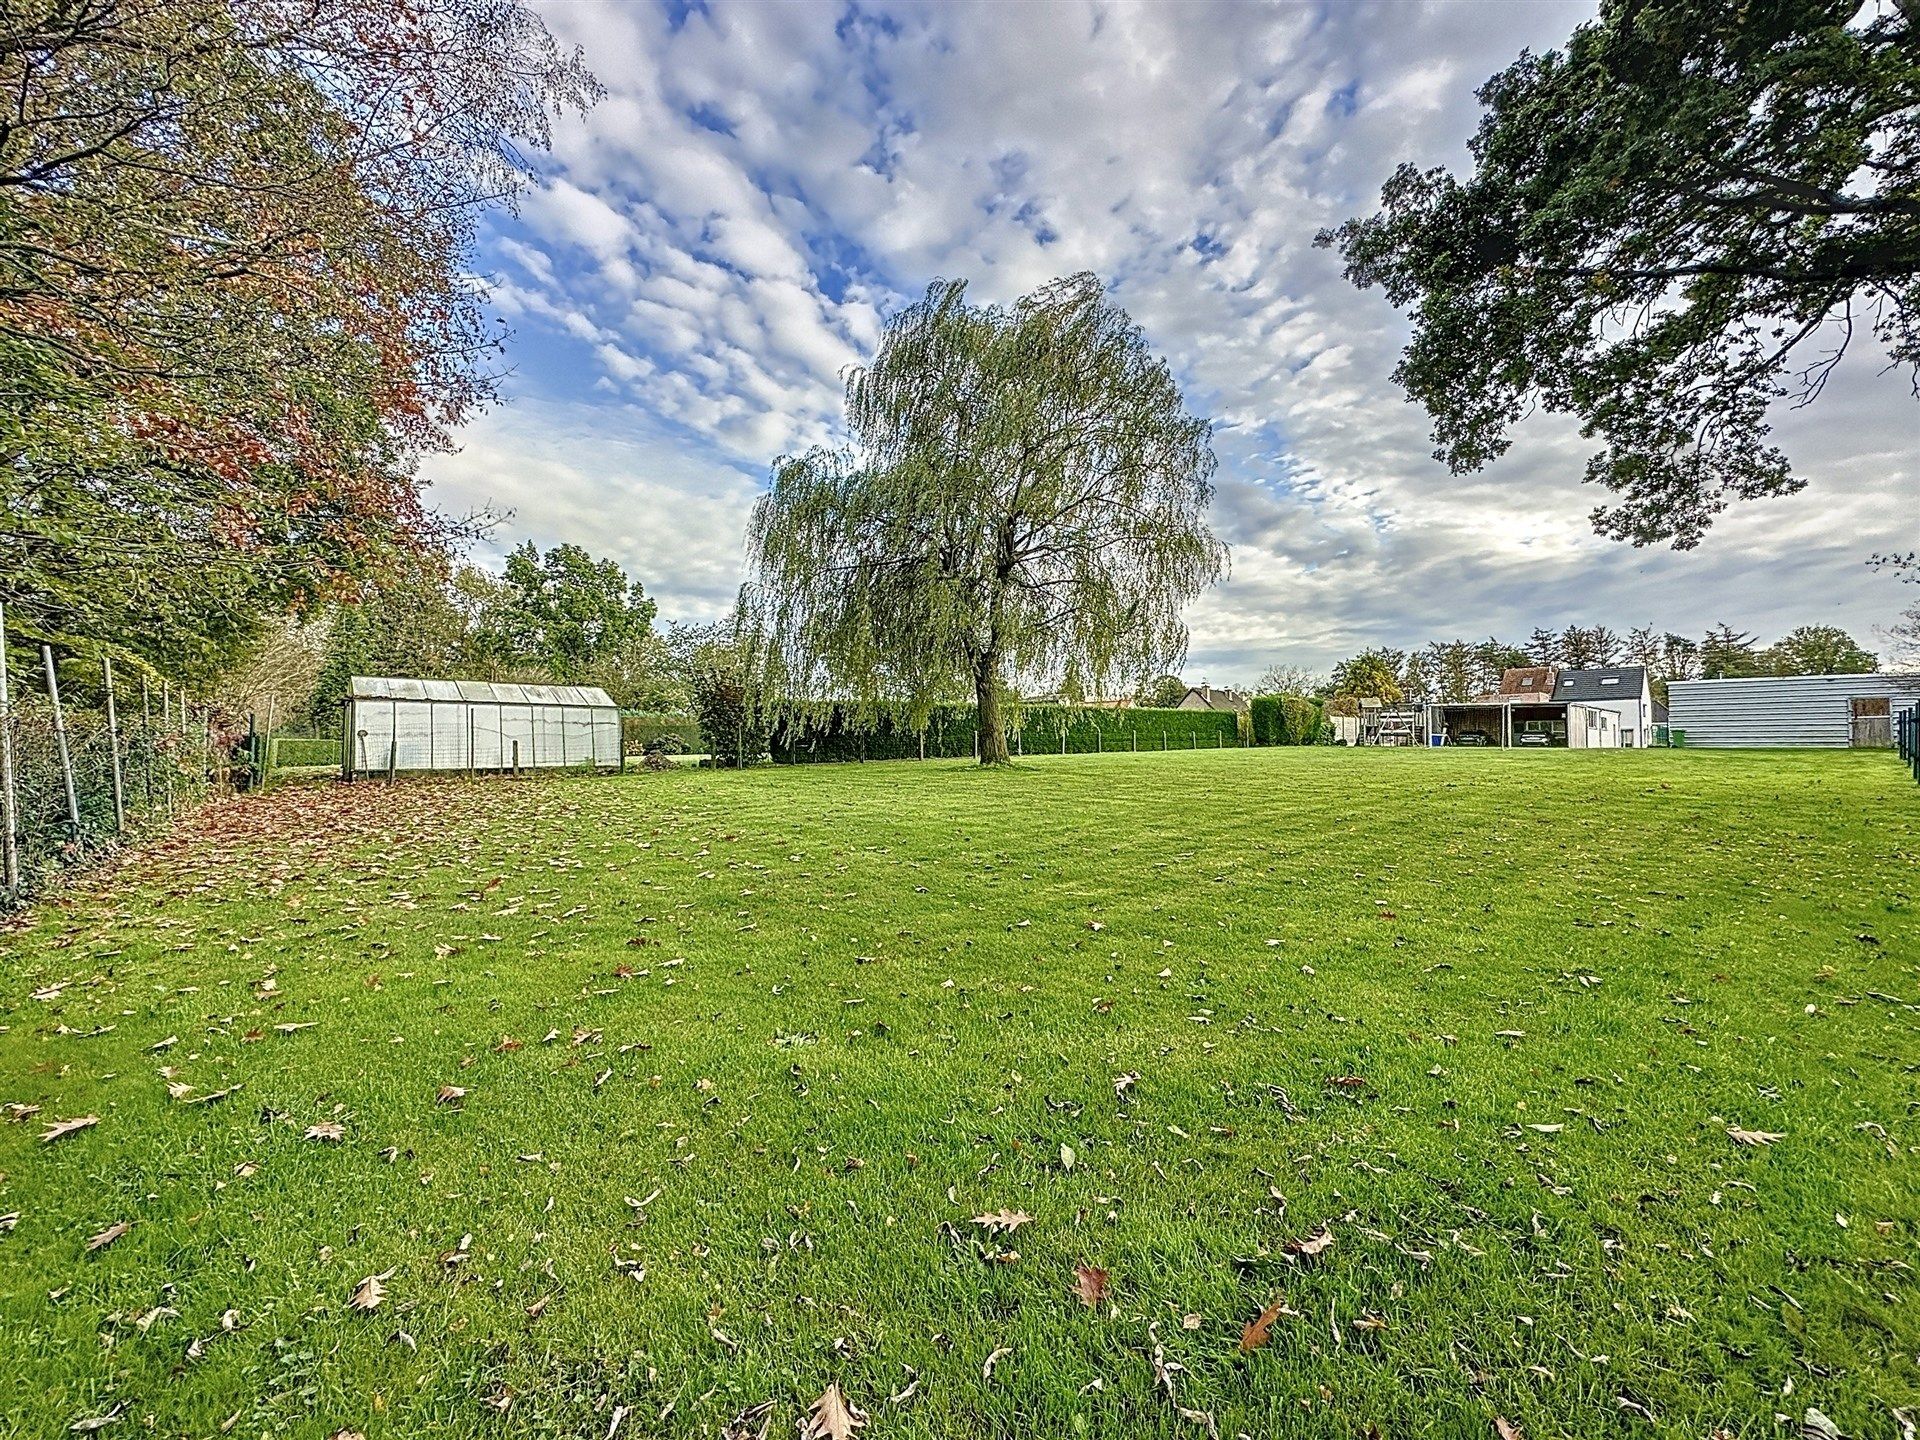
[{"xmin": 431, "ymin": 0, "xmax": 1917, "ymax": 673}]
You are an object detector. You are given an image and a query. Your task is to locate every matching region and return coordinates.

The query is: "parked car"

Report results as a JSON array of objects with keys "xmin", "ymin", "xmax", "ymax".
[
  {"xmin": 1452, "ymin": 729, "xmax": 1489, "ymax": 746},
  {"xmin": 1517, "ymin": 731, "xmax": 1551, "ymax": 746}
]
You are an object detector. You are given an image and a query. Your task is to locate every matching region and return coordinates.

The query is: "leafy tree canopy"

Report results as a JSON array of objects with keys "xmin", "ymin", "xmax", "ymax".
[
  {"xmin": 491, "ymin": 543, "xmax": 658, "ymax": 682},
  {"xmin": 1329, "ymin": 649, "xmax": 1406, "ymax": 705},
  {"xmin": 1320, "ymin": 0, "xmax": 1919, "ymax": 551},
  {"xmin": 748, "ymin": 273, "xmax": 1226, "ymax": 764},
  {"xmin": 305, "ymin": 544, "xmax": 670, "ymax": 725},
  {"xmin": 1761, "ymin": 624, "xmax": 1877, "ymax": 674},
  {"xmin": 1135, "ymin": 674, "xmax": 1190, "ymax": 708}
]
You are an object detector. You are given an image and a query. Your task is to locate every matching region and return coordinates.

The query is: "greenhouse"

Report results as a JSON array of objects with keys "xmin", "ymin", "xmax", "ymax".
[{"xmin": 340, "ymin": 677, "xmax": 621, "ymax": 777}]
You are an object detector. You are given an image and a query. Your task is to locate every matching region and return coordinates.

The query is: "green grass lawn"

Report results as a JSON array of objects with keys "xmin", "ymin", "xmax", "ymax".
[{"xmin": 2, "ymin": 749, "xmax": 1915, "ymax": 1438}]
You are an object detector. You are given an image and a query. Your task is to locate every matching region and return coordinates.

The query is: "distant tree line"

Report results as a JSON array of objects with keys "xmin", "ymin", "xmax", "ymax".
[{"xmin": 1313, "ymin": 621, "xmax": 1879, "ymax": 707}]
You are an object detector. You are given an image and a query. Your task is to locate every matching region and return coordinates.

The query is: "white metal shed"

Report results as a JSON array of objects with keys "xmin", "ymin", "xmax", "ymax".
[
  {"xmin": 342, "ymin": 676, "xmax": 622, "ymax": 776},
  {"xmin": 1667, "ymin": 673, "xmax": 1920, "ymax": 747}
]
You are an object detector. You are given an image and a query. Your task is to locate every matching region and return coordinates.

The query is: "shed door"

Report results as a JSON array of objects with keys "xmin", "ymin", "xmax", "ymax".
[{"xmin": 1851, "ymin": 696, "xmax": 1892, "ymax": 748}]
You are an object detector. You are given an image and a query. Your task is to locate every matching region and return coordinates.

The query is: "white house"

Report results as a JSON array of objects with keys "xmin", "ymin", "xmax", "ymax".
[{"xmin": 1551, "ymin": 666, "xmax": 1656, "ymax": 747}]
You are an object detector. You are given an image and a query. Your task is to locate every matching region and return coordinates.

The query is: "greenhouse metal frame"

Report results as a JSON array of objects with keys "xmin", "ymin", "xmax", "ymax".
[{"xmin": 341, "ymin": 677, "xmax": 622, "ymax": 778}]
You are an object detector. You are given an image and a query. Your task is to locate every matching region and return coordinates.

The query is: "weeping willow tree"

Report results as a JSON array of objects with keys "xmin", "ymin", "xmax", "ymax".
[{"xmin": 746, "ymin": 273, "xmax": 1226, "ymax": 765}]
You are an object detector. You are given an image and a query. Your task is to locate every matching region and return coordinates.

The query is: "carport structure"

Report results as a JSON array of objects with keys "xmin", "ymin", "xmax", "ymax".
[{"xmin": 1428, "ymin": 696, "xmax": 1619, "ymax": 748}]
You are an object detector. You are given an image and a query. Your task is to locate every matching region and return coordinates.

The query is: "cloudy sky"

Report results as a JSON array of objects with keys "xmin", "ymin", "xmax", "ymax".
[{"xmin": 421, "ymin": 0, "xmax": 1917, "ymax": 681}]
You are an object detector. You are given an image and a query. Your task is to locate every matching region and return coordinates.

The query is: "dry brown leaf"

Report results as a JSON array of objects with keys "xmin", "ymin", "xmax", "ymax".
[
  {"xmin": 304, "ymin": 1122, "xmax": 345, "ymax": 1143},
  {"xmin": 983, "ymin": 1345, "xmax": 1012, "ymax": 1380},
  {"xmin": 1494, "ymin": 1420, "xmax": 1525, "ymax": 1440},
  {"xmin": 1071, "ymin": 1262, "xmax": 1109, "ymax": 1308},
  {"xmin": 435, "ymin": 1085, "xmax": 467, "ymax": 1107},
  {"xmin": 84, "ymin": 1221, "xmax": 131, "ymax": 1252},
  {"xmin": 1727, "ymin": 1125, "xmax": 1785, "ymax": 1147},
  {"xmin": 1284, "ymin": 1226, "xmax": 1334, "ymax": 1259},
  {"xmin": 800, "ymin": 1382, "xmax": 866, "ymax": 1440},
  {"xmin": 971, "ymin": 1209, "xmax": 1032, "ymax": 1235},
  {"xmin": 39, "ymin": 1114, "xmax": 99, "ymax": 1144},
  {"xmin": 719, "ymin": 1400, "xmax": 773, "ymax": 1440},
  {"xmin": 68, "ymin": 1402, "xmax": 127, "ymax": 1433},
  {"xmin": 347, "ymin": 1268, "xmax": 394, "ymax": 1312},
  {"xmin": 1239, "ymin": 1296, "xmax": 1300, "ymax": 1352}
]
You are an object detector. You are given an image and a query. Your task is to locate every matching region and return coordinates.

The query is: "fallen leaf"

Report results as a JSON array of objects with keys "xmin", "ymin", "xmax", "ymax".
[
  {"xmin": 68, "ymin": 1402, "xmax": 126, "ymax": 1433},
  {"xmin": 304, "ymin": 1121, "xmax": 346, "ymax": 1143},
  {"xmin": 1284, "ymin": 1226, "xmax": 1334, "ymax": 1259},
  {"xmin": 1071, "ymin": 1263, "xmax": 1109, "ymax": 1308},
  {"xmin": 1495, "ymin": 1420, "xmax": 1525, "ymax": 1440},
  {"xmin": 800, "ymin": 1382, "xmax": 866, "ymax": 1440},
  {"xmin": 40, "ymin": 1115, "xmax": 100, "ymax": 1144},
  {"xmin": 84, "ymin": 1221, "xmax": 131, "ymax": 1253},
  {"xmin": 719, "ymin": 1400, "xmax": 773, "ymax": 1440},
  {"xmin": 1240, "ymin": 1296, "xmax": 1298, "ymax": 1352},
  {"xmin": 1727, "ymin": 1125, "xmax": 1785, "ymax": 1147},
  {"xmin": 133, "ymin": 1304, "xmax": 177, "ymax": 1332},
  {"xmin": 971, "ymin": 1209, "xmax": 1032, "ymax": 1236},
  {"xmin": 983, "ymin": 1345, "xmax": 1012, "ymax": 1380},
  {"xmin": 347, "ymin": 1268, "xmax": 394, "ymax": 1312},
  {"xmin": 435, "ymin": 1084, "xmax": 467, "ymax": 1107}
]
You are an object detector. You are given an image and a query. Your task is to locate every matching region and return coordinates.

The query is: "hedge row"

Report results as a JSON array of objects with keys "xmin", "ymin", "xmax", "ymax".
[
  {"xmin": 621, "ymin": 712, "xmax": 705, "ymax": 754},
  {"xmin": 769, "ymin": 704, "xmax": 1241, "ymax": 764},
  {"xmin": 270, "ymin": 736, "xmax": 341, "ymax": 769},
  {"xmin": 1248, "ymin": 693, "xmax": 1328, "ymax": 745}
]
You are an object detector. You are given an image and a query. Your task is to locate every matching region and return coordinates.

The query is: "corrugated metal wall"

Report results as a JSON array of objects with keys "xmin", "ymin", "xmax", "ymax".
[{"xmin": 1667, "ymin": 674, "xmax": 1920, "ymax": 747}]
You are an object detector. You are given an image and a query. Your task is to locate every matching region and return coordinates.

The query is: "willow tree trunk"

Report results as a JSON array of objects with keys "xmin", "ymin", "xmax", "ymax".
[{"xmin": 976, "ymin": 659, "xmax": 1009, "ymax": 765}]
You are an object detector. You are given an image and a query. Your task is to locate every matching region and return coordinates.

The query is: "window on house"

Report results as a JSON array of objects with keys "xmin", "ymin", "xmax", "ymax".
[{"xmin": 1600, "ymin": 677, "xmax": 1619, "ymax": 685}]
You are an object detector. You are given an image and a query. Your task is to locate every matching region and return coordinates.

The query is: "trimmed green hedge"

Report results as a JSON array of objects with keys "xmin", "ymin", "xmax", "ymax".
[
  {"xmin": 621, "ymin": 712, "xmax": 704, "ymax": 754},
  {"xmin": 769, "ymin": 704, "xmax": 1240, "ymax": 764},
  {"xmin": 270, "ymin": 736, "xmax": 340, "ymax": 769},
  {"xmin": 1250, "ymin": 694, "xmax": 1327, "ymax": 746}
]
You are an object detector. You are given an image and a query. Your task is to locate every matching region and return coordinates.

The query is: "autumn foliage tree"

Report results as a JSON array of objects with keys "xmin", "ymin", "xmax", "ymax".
[{"xmin": 0, "ymin": 0, "xmax": 597, "ymax": 682}]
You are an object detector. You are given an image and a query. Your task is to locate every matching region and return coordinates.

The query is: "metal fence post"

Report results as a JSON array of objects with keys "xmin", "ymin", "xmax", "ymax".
[
  {"xmin": 0, "ymin": 602, "xmax": 18, "ymax": 899},
  {"xmin": 162, "ymin": 681, "xmax": 175, "ymax": 818},
  {"xmin": 103, "ymin": 657, "xmax": 125, "ymax": 832},
  {"xmin": 260, "ymin": 693, "xmax": 276, "ymax": 792},
  {"xmin": 43, "ymin": 646, "xmax": 80, "ymax": 834},
  {"xmin": 140, "ymin": 674, "xmax": 153, "ymax": 803}
]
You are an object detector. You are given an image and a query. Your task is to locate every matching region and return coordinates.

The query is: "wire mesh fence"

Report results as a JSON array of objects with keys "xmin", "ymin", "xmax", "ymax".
[{"xmin": 2, "ymin": 617, "xmax": 219, "ymax": 908}]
